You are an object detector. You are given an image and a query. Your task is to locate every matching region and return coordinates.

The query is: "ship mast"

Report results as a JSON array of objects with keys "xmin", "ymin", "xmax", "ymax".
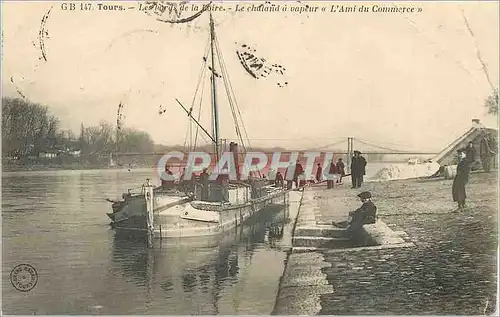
[{"xmin": 209, "ymin": 12, "xmax": 220, "ymax": 164}]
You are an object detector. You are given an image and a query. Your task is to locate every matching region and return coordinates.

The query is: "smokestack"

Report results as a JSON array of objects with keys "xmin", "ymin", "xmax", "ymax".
[{"xmin": 231, "ymin": 143, "xmax": 240, "ymax": 180}]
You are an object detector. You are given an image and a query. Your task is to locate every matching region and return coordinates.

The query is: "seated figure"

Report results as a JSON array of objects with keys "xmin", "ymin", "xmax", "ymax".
[{"xmin": 333, "ymin": 191, "xmax": 377, "ymax": 235}]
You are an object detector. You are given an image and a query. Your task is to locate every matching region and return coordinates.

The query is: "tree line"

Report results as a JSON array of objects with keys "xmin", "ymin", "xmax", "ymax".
[
  {"xmin": 2, "ymin": 97, "xmax": 155, "ymax": 158},
  {"xmin": 485, "ymin": 89, "xmax": 498, "ymax": 115}
]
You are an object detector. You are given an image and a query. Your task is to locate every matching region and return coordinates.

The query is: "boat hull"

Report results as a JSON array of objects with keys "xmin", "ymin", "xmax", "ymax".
[{"xmin": 109, "ymin": 187, "xmax": 289, "ymax": 238}]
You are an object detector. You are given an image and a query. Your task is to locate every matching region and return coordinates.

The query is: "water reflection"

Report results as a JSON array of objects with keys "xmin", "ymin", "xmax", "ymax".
[{"xmin": 111, "ymin": 205, "xmax": 288, "ymax": 314}]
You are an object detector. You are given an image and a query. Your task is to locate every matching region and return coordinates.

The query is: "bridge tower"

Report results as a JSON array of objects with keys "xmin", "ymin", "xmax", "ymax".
[{"xmin": 346, "ymin": 137, "xmax": 354, "ymax": 173}]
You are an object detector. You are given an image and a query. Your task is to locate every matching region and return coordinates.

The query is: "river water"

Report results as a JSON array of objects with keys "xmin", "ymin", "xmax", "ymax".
[{"xmin": 2, "ymin": 169, "xmax": 301, "ymax": 315}]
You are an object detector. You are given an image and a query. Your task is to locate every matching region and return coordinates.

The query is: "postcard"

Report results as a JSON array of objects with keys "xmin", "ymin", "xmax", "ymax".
[{"xmin": 2, "ymin": 1, "xmax": 498, "ymax": 315}]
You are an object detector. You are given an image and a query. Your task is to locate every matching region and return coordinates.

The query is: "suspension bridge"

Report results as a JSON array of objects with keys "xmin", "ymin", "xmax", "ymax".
[{"xmin": 111, "ymin": 137, "xmax": 439, "ymax": 157}]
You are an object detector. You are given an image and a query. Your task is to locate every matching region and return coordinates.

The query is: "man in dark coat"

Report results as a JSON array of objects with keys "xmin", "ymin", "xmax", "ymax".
[
  {"xmin": 336, "ymin": 158, "xmax": 345, "ymax": 183},
  {"xmin": 275, "ymin": 171, "xmax": 284, "ymax": 187},
  {"xmin": 465, "ymin": 141, "xmax": 476, "ymax": 164},
  {"xmin": 161, "ymin": 164, "xmax": 175, "ymax": 190},
  {"xmin": 315, "ymin": 163, "xmax": 322, "ymax": 183},
  {"xmin": 293, "ymin": 160, "xmax": 304, "ymax": 188},
  {"xmin": 333, "ymin": 191, "xmax": 377, "ymax": 235},
  {"xmin": 452, "ymin": 151, "xmax": 470, "ymax": 211},
  {"xmin": 200, "ymin": 168, "xmax": 210, "ymax": 201},
  {"xmin": 480, "ymin": 132, "xmax": 497, "ymax": 172},
  {"xmin": 351, "ymin": 151, "xmax": 367, "ymax": 188}
]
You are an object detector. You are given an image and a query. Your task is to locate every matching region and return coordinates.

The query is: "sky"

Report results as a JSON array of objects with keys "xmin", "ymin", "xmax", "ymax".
[{"xmin": 2, "ymin": 1, "xmax": 499, "ymax": 152}]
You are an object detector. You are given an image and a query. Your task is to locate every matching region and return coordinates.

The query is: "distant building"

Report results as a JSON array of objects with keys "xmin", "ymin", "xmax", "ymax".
[
  {"xmin": 39, "ymin": 152, "xmax": 58, "ymax": 159},
  {"xmin": 69, "ymin": 150, "xmax": 81, "ymax": 157},
  {"xmin": 432, "ymin": 119, "xmax": 498, "ymax": 169}
]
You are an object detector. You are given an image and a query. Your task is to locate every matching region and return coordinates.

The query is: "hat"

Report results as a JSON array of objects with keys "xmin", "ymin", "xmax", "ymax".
[
  {"xmin": 357, "ymin": 191, "xmax": 372, "ymax": 200},
  {"xmin": 354, "ymin": 150, "xmax": 360, "ymax": 154}
]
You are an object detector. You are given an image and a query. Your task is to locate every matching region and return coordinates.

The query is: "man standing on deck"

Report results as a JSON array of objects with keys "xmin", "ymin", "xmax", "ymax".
[
  {"xmin": 351, "ymin": 151, "xmax": 367, "ymax": 188},
  {"xmin": 200, "ymin": 168, "xmax": 210, "ymax": 201},
  {"xmin": 216, "ymin": 169, "xmax": 230, "ymax": 202},
  {"xmin": 269, "ymin": 168, "xmax": 276, "ymax": 185},
  {"xmin": 161, "ymin": 164, "xmax": 175, "ymax": 190}
]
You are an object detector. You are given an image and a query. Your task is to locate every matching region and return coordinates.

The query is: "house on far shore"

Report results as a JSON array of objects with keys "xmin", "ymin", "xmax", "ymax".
[
  {"xmin": 38, "ymin": 152, "xmax": 58, "ymax": 159},
  {"xmin": 432, "ymin": 119, "xmax": 498, "ymax": 170},
  {"xmin": 37, "ymin": 148, "xmax": 81, "ymax": 159},
  {"xmin": 68, "ymin": 149, "xmax": 81, "ymax": 157}
]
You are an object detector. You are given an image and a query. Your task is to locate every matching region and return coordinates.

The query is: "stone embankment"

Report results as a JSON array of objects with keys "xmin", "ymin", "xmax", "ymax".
[{"xmin": 274, "ymin": 172, "xmax": 497, "ymax": 315}]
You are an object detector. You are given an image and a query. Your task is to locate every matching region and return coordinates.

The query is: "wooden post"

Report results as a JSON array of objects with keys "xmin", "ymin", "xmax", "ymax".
[{"xmin": 145, "ymin": 178, "xmax": 155, "ymax": 248}]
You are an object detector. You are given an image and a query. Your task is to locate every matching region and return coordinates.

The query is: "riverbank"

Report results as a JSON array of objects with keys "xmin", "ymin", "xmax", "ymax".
[
  {"xmin": 2, "ymin": 161, "xmax": 411, "ymax": 177},
  {"xmin": 3, "ymin": 164, "xmax": 117, "ymax": 173},
  {"xmin": 1, "ymin": 162, "xmax": 151, "ymax": 172},
  {"xmin": 274, "ymin": 171, "xmax": 497, "ymax": 315}
]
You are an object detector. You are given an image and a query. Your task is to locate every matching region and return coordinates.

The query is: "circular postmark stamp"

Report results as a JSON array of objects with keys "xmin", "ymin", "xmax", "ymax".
[{"xmin": 10, "ymin": 264, "xmax": 38, "ymax": 292}]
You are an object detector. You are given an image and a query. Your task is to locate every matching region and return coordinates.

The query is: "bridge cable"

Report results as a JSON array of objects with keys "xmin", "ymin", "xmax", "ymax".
[
  {"xmin": 355, "ymin": 138, "xmax": 436, "ymax": 153},
  {"xmin": 354, "ymin": 139, "xmax": 409, "ymax": 153}
]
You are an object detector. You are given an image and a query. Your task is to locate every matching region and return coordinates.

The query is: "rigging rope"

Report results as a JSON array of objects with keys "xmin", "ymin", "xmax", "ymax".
[
  {"xmin": 214, "ymin": 33, "xmax": 251, "ymax": 153},
  {"xmin": 214, "ymin": 34, "xmax": 267, "ymax": 177},
  {"xmin": 193, "ymin": 69, "xmax": 209, "ymax": 149},
  {"xmin": 182, "ymin": 35, "xmax": 211, "ymax": 152},
  {"xmin": 213, "ymin": 35, "xmax": 246, "ymax": 152}
]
